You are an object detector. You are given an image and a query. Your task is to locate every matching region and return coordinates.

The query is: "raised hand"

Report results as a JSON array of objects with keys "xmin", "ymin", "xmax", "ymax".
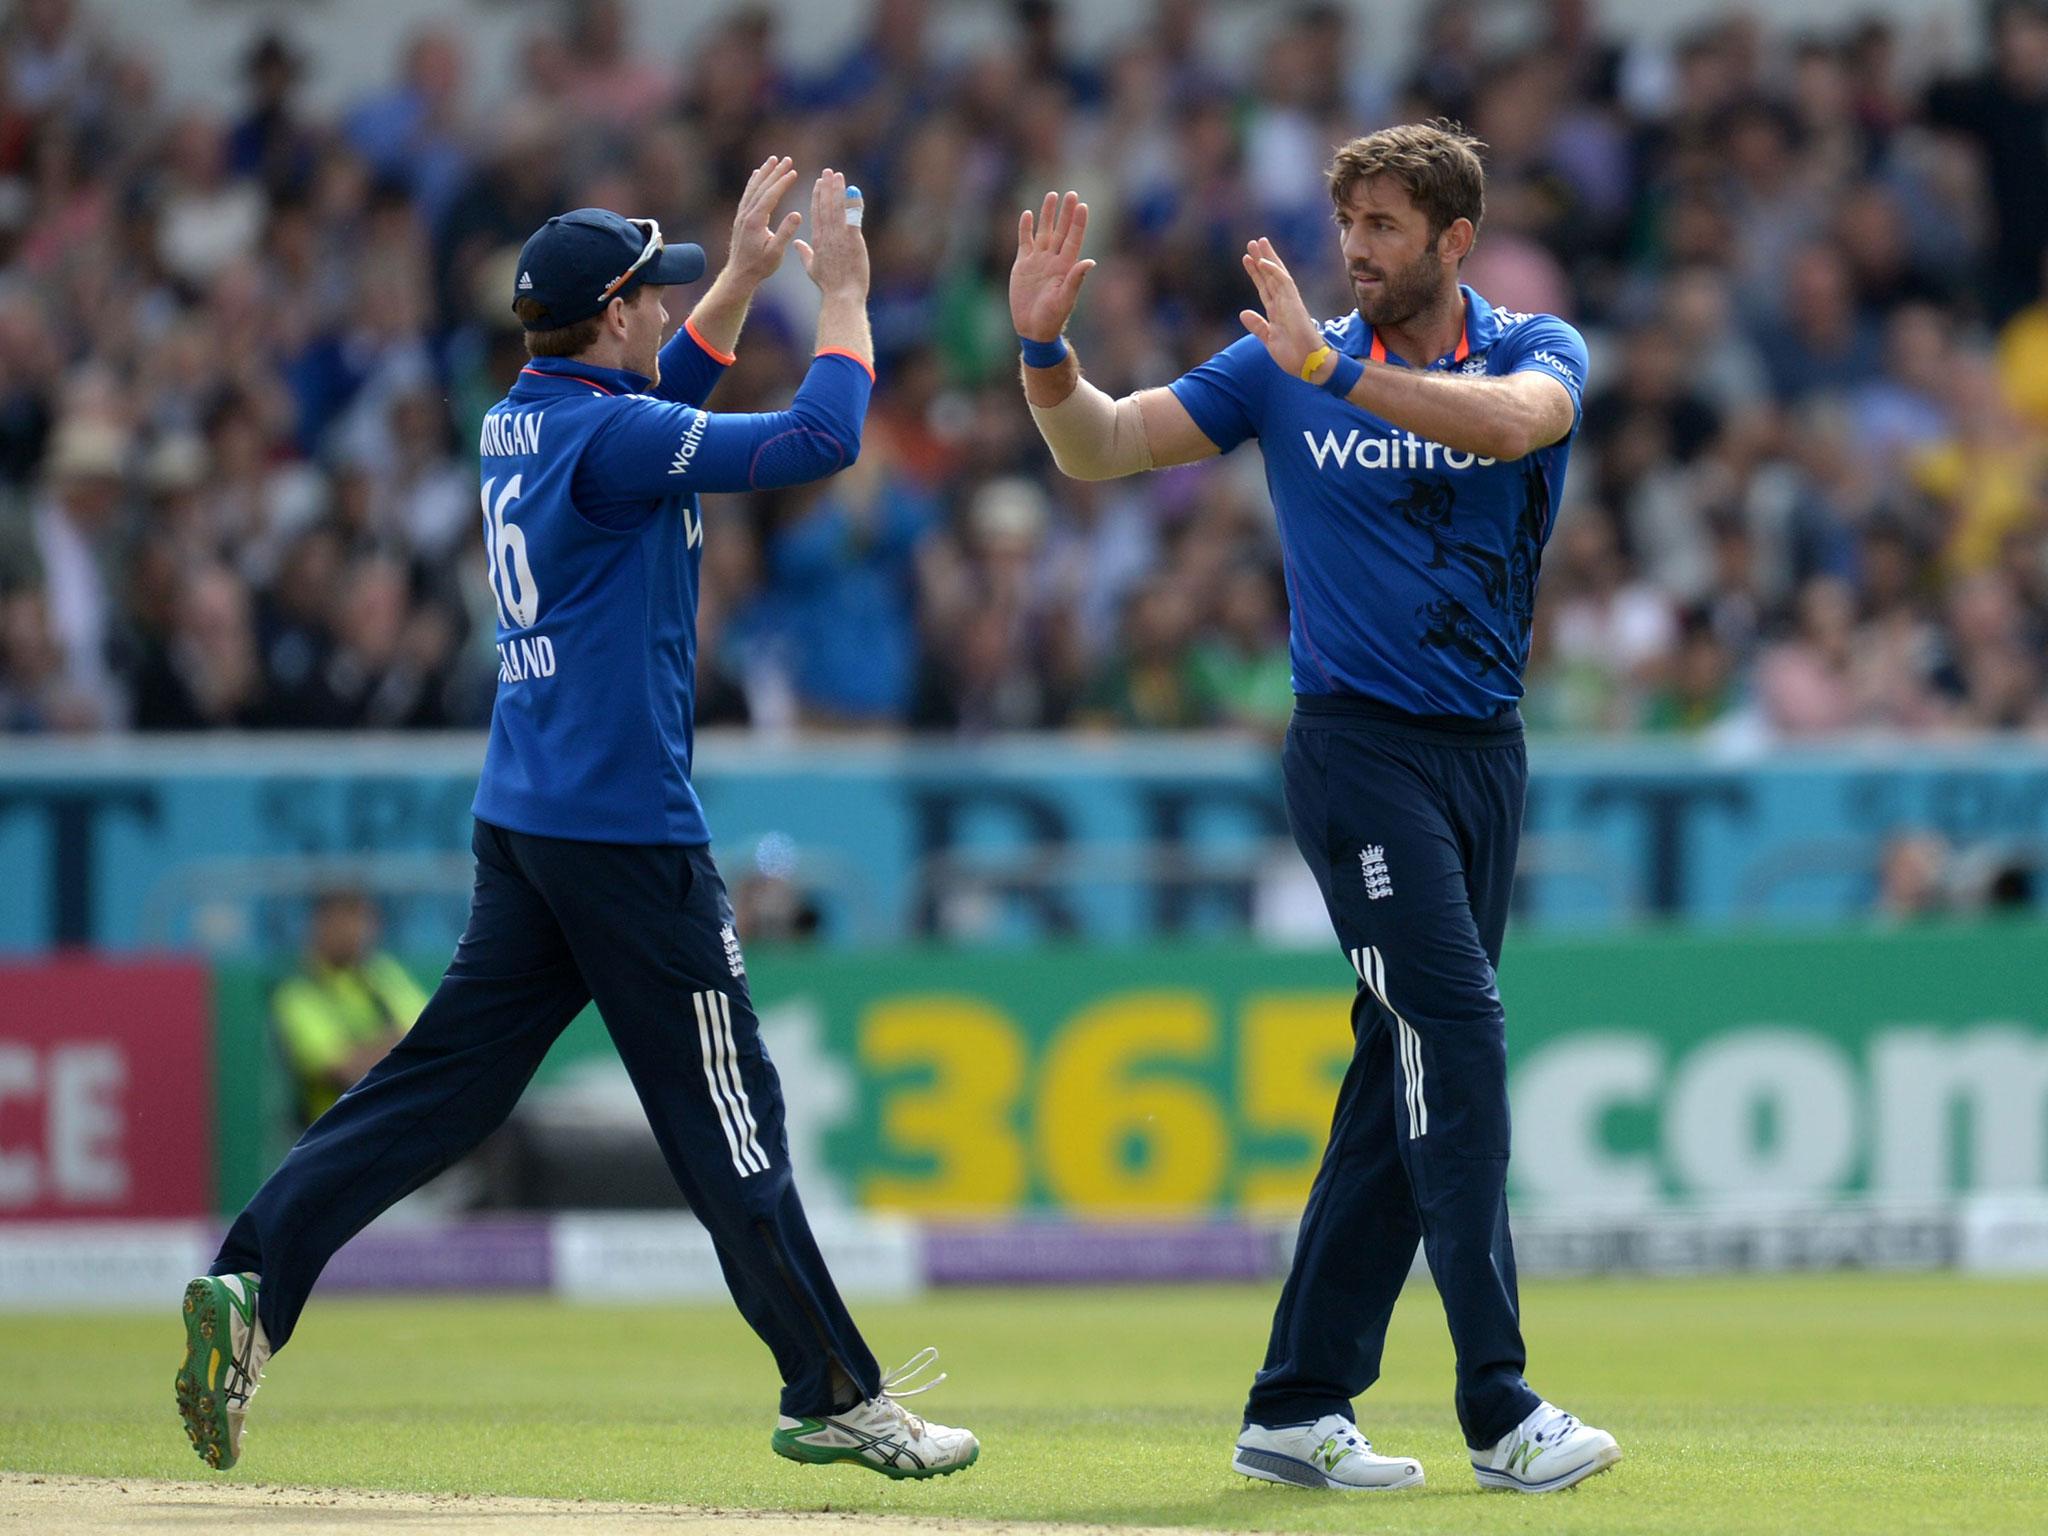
[
  {"xmin": 1238, "ymin": 238, "xmax": 1323, "ymax": 378},
  {"xmin": 793, "ymin": 169, "xmax": 869, "ymax": 298},
  {"xmin": 725, "ymin": 155, "xmax": 805, "ymax": 288},
  {"xmin": 1011, "ymin": 191, "xmax": 1096, "ymax": 343}
]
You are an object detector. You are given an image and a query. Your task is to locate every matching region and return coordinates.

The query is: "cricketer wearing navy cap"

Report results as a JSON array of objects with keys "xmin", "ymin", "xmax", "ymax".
[
  {"xmin": 179, "ymin": 162, "xmax": 981, "ymax": 1484},
  {"xmin": 512, "ymin": 206, "xmax": 708, "ymax": 331}
]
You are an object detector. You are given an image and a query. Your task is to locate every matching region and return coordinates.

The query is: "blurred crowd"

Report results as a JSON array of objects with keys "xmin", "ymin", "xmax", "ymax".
[{"xmin": 3, "ymin": 0, "xmax": 2048, "ymax": 739}]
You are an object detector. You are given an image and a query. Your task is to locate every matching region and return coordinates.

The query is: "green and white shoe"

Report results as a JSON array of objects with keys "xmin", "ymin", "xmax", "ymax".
[
  {"xmin": 175, "ymin": 1273, "xmax": 271, "ymax": 1470},
  {"xmin": 771, "ymin": 1348, "xmax": 980, "ymax": 1480},
  {"xmin": 1472, "ymin": 1401, "xmax": 1621, "ymax": 1493},
  {"xmin": 1233, "ymin": 1414, "xmax": 1425, "ymax": 1490}
]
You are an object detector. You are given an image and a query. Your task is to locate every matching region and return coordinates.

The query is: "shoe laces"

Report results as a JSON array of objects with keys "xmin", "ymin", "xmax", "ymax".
[
  {"xmin": 1311, "ymin": 1414, "xmax": 1370, "ymax": 1457},
  {"xmin": 224, "ymin": 1306, "xmax": 271, "ymax": 1411},
  {"xmin": 1531, "ymin": 1406, "xmax": 1578, "ymax": 1446},
  {"xmin": 871, "ymin": 1346, "xmax": 948, "ymax": 1438}
]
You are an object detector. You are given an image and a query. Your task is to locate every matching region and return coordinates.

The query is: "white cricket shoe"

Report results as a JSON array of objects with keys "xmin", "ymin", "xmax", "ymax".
[
  {"xmin": 771, "ymin": 1348, "xmax": 980, "ymax": 1480},
  {"xmin": 1472, "ymin": 1400, "xmax": 1621, "ymax": 1492},
  {"xmin": 1232, "ymin": 1413, "xmax": 1425, "ymax": 1490}
]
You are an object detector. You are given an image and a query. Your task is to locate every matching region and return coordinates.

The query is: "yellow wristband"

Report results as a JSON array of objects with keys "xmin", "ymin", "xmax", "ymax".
[{"xmin": 1299, "ymin": 345, "xmax": 1334, "ymax": 381}]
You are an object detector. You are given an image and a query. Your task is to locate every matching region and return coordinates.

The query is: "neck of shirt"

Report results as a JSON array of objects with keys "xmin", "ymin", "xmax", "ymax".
[
  {"xmin": 1367, "ymin": 288, "xmax": 1478, "ymax": 370},
  {"xmin": 516, "ymin": 355, "xmax": 650, "ymax": 395}
]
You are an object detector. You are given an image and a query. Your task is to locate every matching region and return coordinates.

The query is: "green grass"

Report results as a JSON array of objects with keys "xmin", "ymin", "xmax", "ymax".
[{"xmin": 3, "ymin": 1275, "xmax": 2045, "ymax": 1533}]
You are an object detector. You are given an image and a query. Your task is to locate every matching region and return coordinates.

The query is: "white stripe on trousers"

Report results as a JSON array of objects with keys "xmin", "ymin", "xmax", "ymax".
[
  {"xmin": 695, "ymin": 990, "xmax": 769, "ymax": 1175},
  {"xmin": 1351, "ymin": 946, "xmax": 1428, "ymax": 1138},
  {"xmin": 715, "ymin": 992, "xmax": 768, "ymax": 1172}
]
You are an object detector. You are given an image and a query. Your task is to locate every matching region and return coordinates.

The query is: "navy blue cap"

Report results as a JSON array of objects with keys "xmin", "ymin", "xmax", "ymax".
[{"xmin": 512, "ymin": 208, "xmax": 706, "ymax": 330}]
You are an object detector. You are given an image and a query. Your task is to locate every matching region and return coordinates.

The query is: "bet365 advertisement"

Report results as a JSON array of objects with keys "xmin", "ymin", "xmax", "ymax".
[{"xmin": 207, "ymin": 925, "xmax": 2048, "ymax": 1219}]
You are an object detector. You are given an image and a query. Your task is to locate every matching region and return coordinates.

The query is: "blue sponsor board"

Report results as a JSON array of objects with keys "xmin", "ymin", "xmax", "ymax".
[{"xmin": 1, "ymin": 735, "xmax": 2045, "ymax": 953}]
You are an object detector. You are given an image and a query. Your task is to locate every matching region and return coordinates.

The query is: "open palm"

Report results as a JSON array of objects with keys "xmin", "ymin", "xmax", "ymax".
[
  {"xmin": 1239, "ymin": 238, "xmax": 1322, "ymax": 377},
  {"xmin": 1011, "ymin": 191, "xmax": 1097, "ymax": 343},
  {"xmin": 727, "ymin": 155, "xmax": 804, "ymax": 287}
]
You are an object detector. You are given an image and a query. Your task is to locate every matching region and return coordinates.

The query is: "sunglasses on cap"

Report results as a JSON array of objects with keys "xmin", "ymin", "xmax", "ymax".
[{"xmin": 599, "ymin": 218, "xmax": 664, "ymax": 305}]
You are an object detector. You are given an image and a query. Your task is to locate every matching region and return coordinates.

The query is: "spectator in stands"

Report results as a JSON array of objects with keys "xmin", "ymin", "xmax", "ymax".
[
  {"xmin": 560, "ymin": 0, "xmax": 675, "ymax": 132},
  {"xmin": 273, "ymin": 886, "xmax": 426, "ymax": 1130},
  {"xmin": 3, "ymin": 0, "xmax": 105, "ymax": 122},
  {"xmin": 1659, "ymin": 265, "xmax": 1770, "ymax": 416},
  {"xmin": 1723, "ymin": 101, "xmax": 1829, "ymax": 315},
  {"xmin": 1190, "ymin": 564, "xmax": 1292, "ymax": 736},
  {"xmin": 1757, "ymin": 575, "xmax": 1861, "ymax": 736},
  {"xmin": 27, "ymin": 413, "xmax": 129, "ymax": 728},
  {"xmin": 758, "ymin": 444, "xmax": 935, "ymax": 727},
  {"xmin": 256, "ymin": 524, "xmax": 341, "ymax": 727},
  {"xmin": 1078, "ymin": 578, "xmax": 1206, "ymax": 730},
  {"xmin": 1911, "ymin": 356, "xmax": 2048, "ymax": 573},
  {"xmin": 1538, "ymin": 514, "xmax": 1677, "ymax": 731},
  {"xmin": 1876, "ymin": 832, "xmax": 1952, "ymax": 921},
  {"xmin": 1995, "ymin": 248, "xmax": 2048, "ymax": 431},
  {"xmin": 228, "ymin": 32, "xmax": 316, "ymax": 197},
  {"xmin": 1644, "ymin": 608, "xmax": 1740, "ymax": 734},
  {"xmin": 0, "ymin": 294, "xmax": 60, "ymax": 488},
  {"xmin": 155, "ymin": 110, "xmax": 265, "ymax": 291},
  {"xmin": 0, "ymin": 586, "xmax": 83, "ymax": 729},
  {"xmin": 1851, "ymin": 304, "xmax": 1954, "ymax": 467},
  {"xmin": 318, "ymin": 555, "xmax": 450, "ymax": 729},
  {"xmin": 1933, "ymin": 570, "xmax": 2046, "ymax": 730},
  {"xmin": 1756, "ymin": 243, "xmax": 1882, "ymax": 402},
  {"xmin": 1852, "ymin": 519, "xmax": 1946, "ymax": 734},
  {"xmin": 0, "ymin": 0, "xmax": 2043, "ymax": 742},
  {"xmin": 730, "ymin": 833, "xmax": 826, "ymax": 943},
  {"xmin": 801, "ymin": 0, "xmax": 936, "ymax": 121},
  {"xmin": 343, "ymin": 27, "xmax": 469, "ymax": 228},
  {"xmin": 1923, "ymin": 0, "xmax": 2048, "ymax": 319},
  {"xmin": 131, "ymin": 562, "xmax": 267, "ymax": 730}
]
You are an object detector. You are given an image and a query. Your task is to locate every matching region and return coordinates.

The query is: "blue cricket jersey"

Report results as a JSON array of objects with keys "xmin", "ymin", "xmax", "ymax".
[
  {"xmin": 472, "ymin": 329, "xmax": 874, "ymax": 845},
  {"xmin": 1169, "ymin": 286, "xmax": 1587, "ymax": 719}
]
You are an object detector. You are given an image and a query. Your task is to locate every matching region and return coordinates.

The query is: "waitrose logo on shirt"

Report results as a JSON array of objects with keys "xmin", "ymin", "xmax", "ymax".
[{"xmin": 1302, "ymin": 427, "xmax": 1498, "ymax": 472}]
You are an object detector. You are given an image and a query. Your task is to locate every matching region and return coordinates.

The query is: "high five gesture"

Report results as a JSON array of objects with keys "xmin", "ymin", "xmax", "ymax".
[
  {"xmin": 1011, "ymin": 191, "xmax": 1096, "ymax": 343},
  {"xmin": 1238, "ymin": 237, "xmax": 1326, "ymax": 381}
]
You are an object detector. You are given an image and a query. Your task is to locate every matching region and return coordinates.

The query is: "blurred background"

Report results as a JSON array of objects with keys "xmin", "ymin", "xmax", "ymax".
[{"xmin": 2, "ymin": 0, "xmax": 2047, "ymax": 1304}]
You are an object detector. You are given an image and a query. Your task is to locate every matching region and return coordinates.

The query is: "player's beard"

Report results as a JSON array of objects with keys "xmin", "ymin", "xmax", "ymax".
[{"xmin": 1352, "ymin": 247, "xmax": 1444, "ymax": 329}]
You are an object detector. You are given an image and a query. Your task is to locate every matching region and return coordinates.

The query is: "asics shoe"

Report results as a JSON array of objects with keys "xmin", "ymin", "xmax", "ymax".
[
  {"xmin": 771, "ymin": 1348, "xmax": 979, "ymax": 1480},
  {"xmin": 175, "ymin": 1273, "xmax": 271, "ymax": 1470}
]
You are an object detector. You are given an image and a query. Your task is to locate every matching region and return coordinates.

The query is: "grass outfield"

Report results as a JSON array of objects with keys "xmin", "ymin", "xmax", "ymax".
[{"xmin": 2, "ymin": 1274, "xmax": 2044, "ymax": 1534}]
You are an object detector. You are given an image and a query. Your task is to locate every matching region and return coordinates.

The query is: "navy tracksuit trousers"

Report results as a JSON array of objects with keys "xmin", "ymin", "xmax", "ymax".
[
  {"xmin": 213, "ymin": 820, "xmax": 882, "ymax": 1418},
  {"xmin": 1245, "ymin": 694, "xmax": 1542, "ymax": 1450}
]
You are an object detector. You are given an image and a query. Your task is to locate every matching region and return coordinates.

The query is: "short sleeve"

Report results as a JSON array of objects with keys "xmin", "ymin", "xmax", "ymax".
[
  {"xmin": 1167, "ymin": 334, "xmax": 1278, "ymax": 454},
  {"xmin": 1497, "ymin": 315, "xmax": 1589, "ymax": 435}
]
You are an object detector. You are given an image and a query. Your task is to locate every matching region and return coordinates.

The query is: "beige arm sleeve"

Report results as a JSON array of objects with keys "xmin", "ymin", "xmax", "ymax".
[{"xmin": 1026, "ymin": 375, "xmax": 1156, "ymax": 481}]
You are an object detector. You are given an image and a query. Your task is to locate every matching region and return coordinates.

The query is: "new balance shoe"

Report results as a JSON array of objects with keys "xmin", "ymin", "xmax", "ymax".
[
  {"xmin": 1472, "ymin": 1401, "xmax": 1621, "ymax": 1493},
  {"xmin": 771, "ymin": 1348, "xmax": 979, "ymax": 1480},
  {"xmin": 175, "ymin": 1273, "xmax": 271, "ymax": 1470},
  {"xmin": 1232, "ymin": 1414, "xmax": 1425, "ymax": 1490}
]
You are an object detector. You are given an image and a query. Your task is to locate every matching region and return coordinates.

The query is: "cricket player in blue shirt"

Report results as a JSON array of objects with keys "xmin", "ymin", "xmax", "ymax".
[
  {"xmin": 1012, "ymin": 121, "xmax": 1619, "ymax": 1494},
  {"xmin": 176, "ymin": 161, "xmax": 978, "ymax": 1483}
]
